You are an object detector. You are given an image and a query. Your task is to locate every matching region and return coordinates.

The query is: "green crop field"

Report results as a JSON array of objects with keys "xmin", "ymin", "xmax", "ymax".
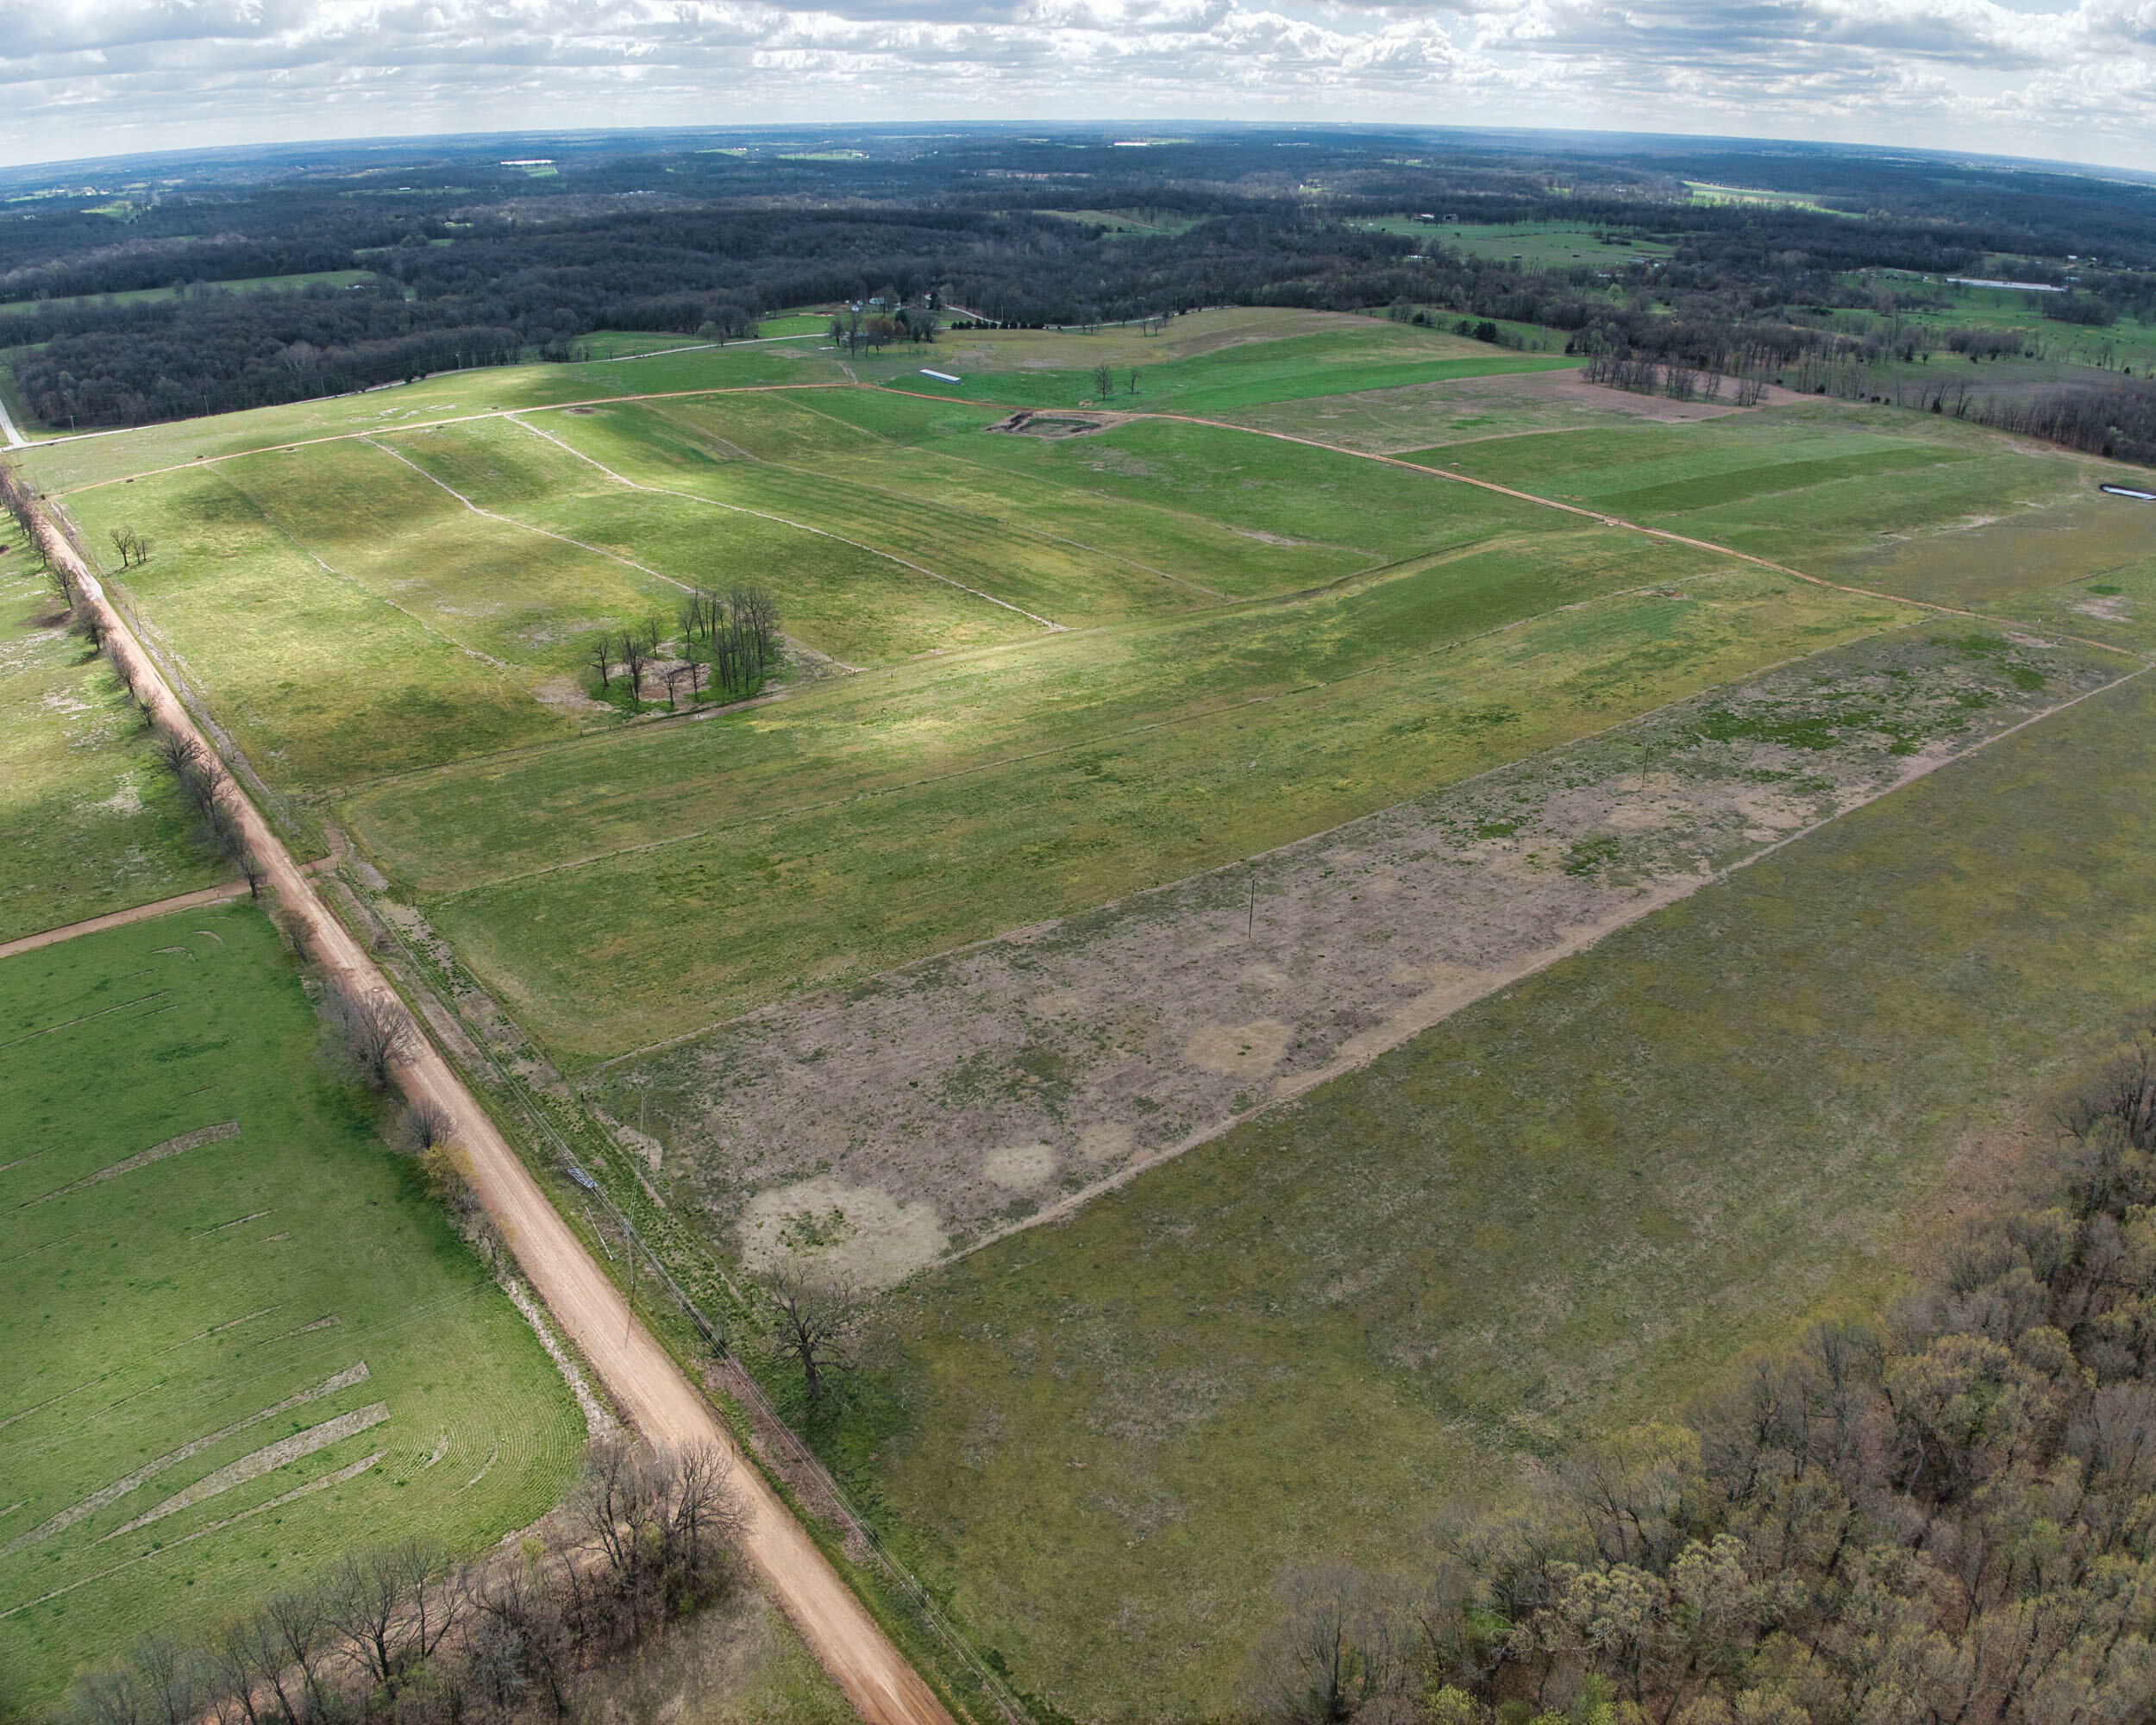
[
  {"xmin": 836, "ymin": 664, "xmax": 2156, "ymax": 1720},
  {"xmin": 0, "ymin": 905, "xmax": 586, "ymax": 1708},
  {"xmin": 0, "ymin": 524, "xmax": 226, "ymax": 941}
]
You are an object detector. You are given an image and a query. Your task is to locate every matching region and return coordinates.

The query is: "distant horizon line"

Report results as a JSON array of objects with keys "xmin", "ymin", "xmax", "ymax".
[{"xmin": 2, "ymin": 118, "xmax": 2149, "ymax": 190}]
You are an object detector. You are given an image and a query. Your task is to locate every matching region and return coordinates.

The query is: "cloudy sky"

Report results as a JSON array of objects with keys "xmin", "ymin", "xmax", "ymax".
[{"xmin": 0, "ymin": 0, "xmax": 2147, "ymax": 173}]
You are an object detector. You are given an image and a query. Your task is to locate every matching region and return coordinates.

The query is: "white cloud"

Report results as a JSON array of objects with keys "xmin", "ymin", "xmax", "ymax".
[{"xmin": 1, "ymin": 0, "xmax": 2153, "ymax": 167}]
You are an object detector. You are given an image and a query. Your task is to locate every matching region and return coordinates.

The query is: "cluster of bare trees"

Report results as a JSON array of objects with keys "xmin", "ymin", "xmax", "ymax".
[
  {"xmin": 61, "ymin": 1444, "xmax": 743, "ymax": 1725},
  {"xmin": 145, "ymin": 724, "xmax": 265, "ymax": 897},
  {"xmin": 108, "ymin": 524, "xmax": 154, "ymax": 567},
  {"xmin": 1577, "ymin": 353, "xmax": 1749, "ymax": 404},
  {"xmin": 1088, "ymin": 363, "xmax": 1141, "ymax": 400},
  {"xmin": 829, "ymin": 292, "xmax": 938, "ymax": 354},
  {"xmin": 589, "ymin": 585, "xmax": 779, "ymax": 712},
  {"xmin": 1966, "ymin": 379, "xmax": 2156, "ymax": 465},
  {"xmin": 1251, "ymin": 1019, "xmax": 2156, "ymax": 1724},
  {"xmin": 1943, "ymin": 327, "xmax": 2034, "ymax": 361}
]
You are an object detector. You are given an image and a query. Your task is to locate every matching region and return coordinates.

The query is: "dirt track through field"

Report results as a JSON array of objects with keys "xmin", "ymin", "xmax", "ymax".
[
  {"xmin": 0, "ymin": 881, "xmax": 250, "ymax": 961},
  {"xmin": 22, "ymin": 505, "xmax": 952, "ymax": 1725}
]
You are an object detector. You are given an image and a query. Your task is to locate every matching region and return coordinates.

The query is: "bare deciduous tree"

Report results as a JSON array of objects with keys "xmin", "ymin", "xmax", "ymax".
[
  {"xmin": 324, "ymin": 984, "xmax": 413, "ymax": 1092},
  {"xmin": 589, "ymin": 634, "xmax": 612, "ymax": 693},
  {"xmin": 762, "ymin": 1265, "xmax": 862, "ymax": 1408},
  {"xmin": 321, "ymin": 1540, "xmax": 463, "ymax": 1693},
  {"xmin": 260, "ymin": 1590, "xmax": 330, "ymax": 1716},
  {"xmin": 1250, "ymin": 1569, "xmax": 1405, "ymax": 1725},
  {"xmin": 1091, "ymin": 362, "xmax": 1114, "ymax": 398},
  {"xmin": 397, "ymin": 1096, "xmax": 456, "ymax": 1153}
]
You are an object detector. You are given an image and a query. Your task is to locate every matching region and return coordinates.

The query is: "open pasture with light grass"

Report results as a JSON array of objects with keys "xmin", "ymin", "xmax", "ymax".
[
  {"xmin": 861, "ymin": 321, "xmax": 1576, "ymax": 414},
  {"xmin": 1352, "ymin": 219, "xmax": 1677, "ymax": 270},
  {"xmin": 65, "ymin": 459, "xmax": 591, "ymax": 787},
  {"xmin": 1415, "ymin": 398, "xmax": 2156, "ymax": 588},
  {"xmin": 345, "ymin": 543, "xmax": 1906, "ymax": 1062},
  {"xmin": 1224, "ymin": 363, "xmax": 1758, "ymax": 454},
  {"xmin": 0, "ymin": 526, "xmax": 227, "ymax": 942},
  {"xmin": 20, "ymin": 338, "xmax": 853, "ymax": 491},
  {"xmin": 832, "ymin": 663, "xmax": 2156, "ymax": 1722},
  {"xmin": 0, "ymin": 905, "xmax": 585, "ymax": 1709}
]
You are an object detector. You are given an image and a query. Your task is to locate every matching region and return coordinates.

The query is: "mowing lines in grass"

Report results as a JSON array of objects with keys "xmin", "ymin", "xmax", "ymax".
[
  {"xmin": 509, "ymin": 412, "xmax": 1065, "ymax": 631},
  {"xmin": 0, "ymin": 906, "xmax": 581, "ymax": 1708}
]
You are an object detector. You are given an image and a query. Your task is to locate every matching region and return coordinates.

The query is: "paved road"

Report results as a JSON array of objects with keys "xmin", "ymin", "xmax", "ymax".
[{"xmin": 28, "ymin": 505, "xmax": 955, "ymax": 1725}]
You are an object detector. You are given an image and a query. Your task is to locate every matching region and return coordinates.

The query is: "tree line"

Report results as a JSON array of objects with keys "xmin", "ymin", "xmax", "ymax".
[
  {"xmin": 1250, "ymin": 1017, "xmax": 2156, "ymax": 1723},
  {"xmin": 56, "ymin": 1443, "xmax": 743, "ymax": 1725}
]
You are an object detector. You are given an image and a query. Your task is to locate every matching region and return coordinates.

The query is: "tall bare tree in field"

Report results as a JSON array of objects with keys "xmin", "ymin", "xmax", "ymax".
[{"xmin": 762, "ymin": 1265, "xmax": 862, "ymax": 1408}]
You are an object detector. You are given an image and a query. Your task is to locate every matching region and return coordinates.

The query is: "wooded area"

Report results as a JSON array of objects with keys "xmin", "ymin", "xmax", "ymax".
[
  {"xmin": 9, "ymin": 127, "xmax": 2156, "ymax": 436},
  {"xmin": 1254, "ymin": 1023, "xmax": 2156, "ymax": 1724}
]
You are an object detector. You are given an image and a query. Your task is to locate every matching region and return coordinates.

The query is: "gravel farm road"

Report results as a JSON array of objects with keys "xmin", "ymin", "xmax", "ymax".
[{"xmin": 28, "ymin": 499, "xmax": 955, "ymax": 1725}]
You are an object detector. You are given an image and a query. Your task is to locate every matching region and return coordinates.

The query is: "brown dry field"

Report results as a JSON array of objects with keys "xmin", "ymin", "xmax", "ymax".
[
  {"xmin": 1222, "ymin": 367, "xmax": 1806, "ymax": 453},
  {"xmin": 590, "ymin": 626, "xmax": 2135, "ymax": 1287}
]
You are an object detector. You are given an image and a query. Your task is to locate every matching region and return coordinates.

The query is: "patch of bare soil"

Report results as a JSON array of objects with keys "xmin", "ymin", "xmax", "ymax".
[
  {"xmin": 536, "ymin": 674, "xmax": 613, "ymax": 715},
  {"xmin": 986, "ymin": 411, "xmax": 1112, "ymax": 439},
  {"xmin": 601, "ymin": 632, "xmax": 2130, "ymax": 1289},
  {"xmin": 1227, "ymin": 368, "xmax": 1801, "ymax": 455}
]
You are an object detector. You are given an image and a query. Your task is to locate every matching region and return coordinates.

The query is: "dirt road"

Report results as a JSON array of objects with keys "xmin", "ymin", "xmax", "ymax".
[{"xmin": 28, "ymin": 507, "xmax": 954, "ymax": 1725}]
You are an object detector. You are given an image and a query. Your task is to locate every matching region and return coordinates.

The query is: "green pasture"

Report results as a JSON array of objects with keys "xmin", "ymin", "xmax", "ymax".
[
  {"xmin": 536, "ymin": 392, "xmax": 1366, "ymax": 603},
  {"xmin": 1986, "ymin": 537, "xmax": 2156, "ymax": 652},
  {"xmin": 0, "ymin": 906, "xmax": 585, "ymax": 1708},
  {"xmin": 1221, "ymin": 367, "xmax": 1751, "ymax": 454},
  {"xmin": 843, "ymin": 662, "xmax": 2156, "ymax": 1722},
  {"xmin": 754, "ymin": 314, "xmax": 841, "ymax": 336},
  {"xmin": 575, "ymin": 331, "xmax": 712, "ymax": 360},
  {"xmin": 790, "ymin": 396, "xmax": 1564, "ymax": 575},
  {"xmin": 1353, "ymin": 220, "xmax": 1674, "ymax": 269},
  {"xmin": 66, "ymin": 462, "xmax": 582, "ymax": 788},
  {"xmin": 0, "ymin": 534, "xmax": 225, "ymax": 942},
  {"xmin": 509, "ymin": 401, "xmax": 1224, "ymax": 625},
  {"xmin": 0, "ymin": 270, "xmax": 385, "ymax": 322},
  {"xmin": 346, "ymin": 551, "xmax": 1909, "ymax": 1062},
  {"xmin": 1031, "ymin": 210, "xmax": 1206, "ymax": 236},
  {"xmin": 20, "ymin": 343, "xmax": 853, "ymax": 492},
  {"xmin": 1414, "ymin": 402, "xmax": 2142, "ymax": 583},
  {"xmin": 855, "ymin": 324, "xmax": 1578, "ymax": 413},
  {"xmin": 1685, "ymin": 180, "xmax": 1849, "ymax": 215},
  {"xmin": 381, "ymin": 414, "xmax": 1046, "ymax": 662}
]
